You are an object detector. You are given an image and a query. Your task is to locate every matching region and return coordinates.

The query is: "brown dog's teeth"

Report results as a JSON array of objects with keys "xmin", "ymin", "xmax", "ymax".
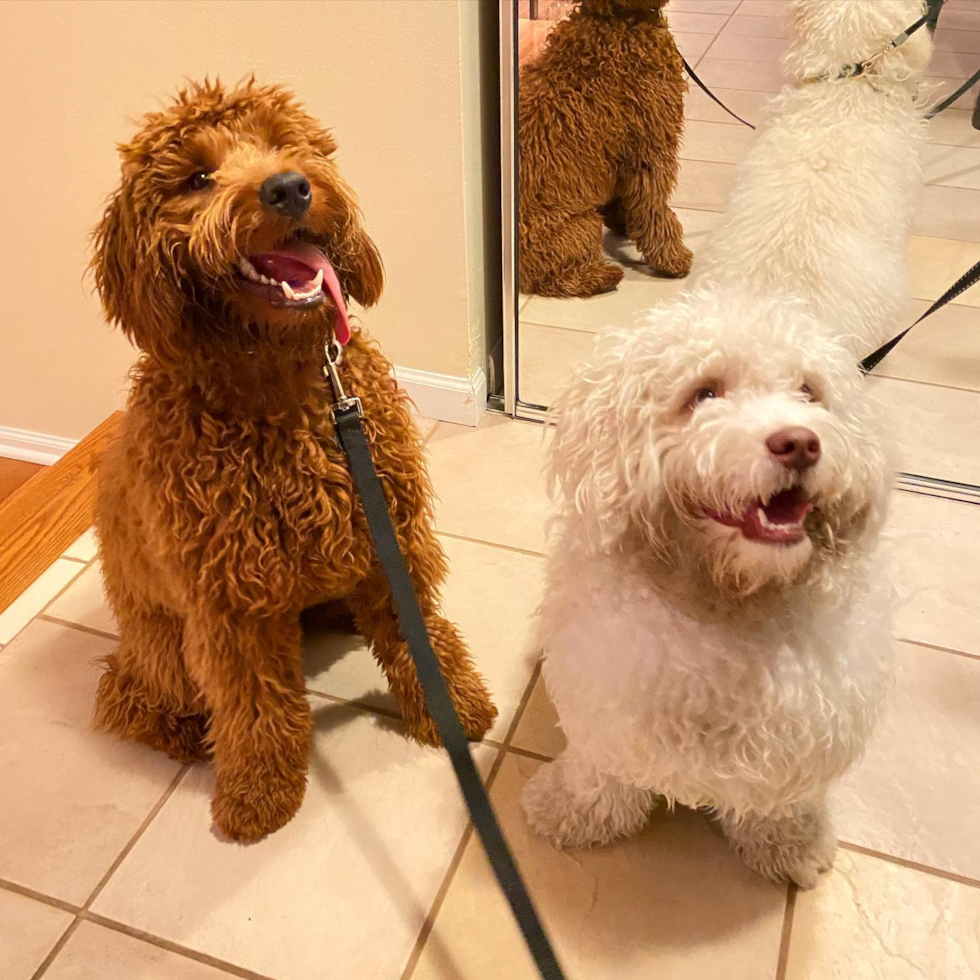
[{"xmin": 281, "ymin": 281, "xmax": 296, "ymax": 300}]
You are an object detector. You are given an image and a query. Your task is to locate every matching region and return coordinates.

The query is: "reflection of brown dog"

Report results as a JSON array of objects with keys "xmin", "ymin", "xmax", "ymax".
[
  {"xmin": 519, "ymin": 0, "xmax": 691, "ymax": 297},
  {"xmin": 90, "ymin": 79, "xmax": 496, "ymax": 842}
]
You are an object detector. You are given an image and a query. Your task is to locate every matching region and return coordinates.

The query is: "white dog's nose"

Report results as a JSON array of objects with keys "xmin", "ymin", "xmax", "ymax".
[{"xmin": 766, "ymin": 427, "xmax": 821, "ymax": 470}]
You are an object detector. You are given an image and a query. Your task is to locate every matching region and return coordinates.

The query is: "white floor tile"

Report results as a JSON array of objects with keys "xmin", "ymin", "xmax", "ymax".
[
  {"xmin": 427, "ymin": 415, "xmax": 552, "ymax": 553},
  {"xmin": 92, "ymin": 706, "xmax": 495, "ymax": 980},
  {"xmin": 45, "ymin": 562, "xmax": 116, "ymax": 636},
  {"xmin": 870, "ymin": 375, "xmax": 980, "ymax": 485},
  {"xmin": 0, "ymin": 620, "xmax": 181, "ymax": 905},
  {"xmin": 0, "ymin": 559, "xmax": 83, "ymax": 645},
  {"xmin": 62, "ymin": 528, "xmax": 98, "ymax": 563},
  {"xmin": 43, "ymin": 921, "xmax": 232, "ymax": 980},
  {"xmin": 787, "ymin": 849, "xmax": 980, "ymax": 979},
  {"xmin": 889, "ymin": 492, "xmax": 980, "ymax": 658},
  {"xmin": 412, "ymin": 754, "xmax": 786, "ymax": 980},
  {"xmin": 834, "ymin": 641, "xmax": 980, "ymax": 881},
  {"xmin": 0, "ymin": 888, "xmax": 73, "ymax": 980}
]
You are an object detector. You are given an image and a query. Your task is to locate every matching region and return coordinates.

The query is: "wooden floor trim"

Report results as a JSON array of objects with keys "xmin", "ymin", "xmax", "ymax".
[{"xmin": 0, "ymin": 413, "xmax": 122, "ymax": 614}]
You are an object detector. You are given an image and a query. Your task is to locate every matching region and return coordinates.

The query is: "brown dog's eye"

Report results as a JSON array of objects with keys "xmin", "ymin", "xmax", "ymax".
[{"xmin": 185, "ymin": 170, "xmax": 213, "ymax": 192}]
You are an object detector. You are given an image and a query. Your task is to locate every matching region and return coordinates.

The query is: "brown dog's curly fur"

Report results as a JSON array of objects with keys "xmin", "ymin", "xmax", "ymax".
[
  {"xmin": 90, "ymin": 79, "xmax": 496, "ymax": 842},
  {"xmin": 518, "ymin": 0, "xmax": 692, "ymax": 297}
]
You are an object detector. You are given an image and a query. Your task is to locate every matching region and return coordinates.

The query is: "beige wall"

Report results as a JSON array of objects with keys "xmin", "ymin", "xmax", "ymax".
[{"xmin": 0, "ymin": 0, "xmax": 490, "ymax": 443}]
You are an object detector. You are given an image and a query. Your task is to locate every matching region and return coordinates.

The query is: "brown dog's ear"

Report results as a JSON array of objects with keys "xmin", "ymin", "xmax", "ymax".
[
  {"xmin": 340, "ymin": 226, "xmax": 384, "ymax": 308},
  {"xmin": 91, "ymin": 183, "xmax": 137, "ymax": 334},
  {"xmin": 91, "ymin": 167, "xmax": 183, "ymax": 354}
]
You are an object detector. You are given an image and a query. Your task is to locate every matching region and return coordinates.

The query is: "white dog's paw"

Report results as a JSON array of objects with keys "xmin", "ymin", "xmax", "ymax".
[
  {"xmin": 720, "ymin": 801, "xmax": 837, "ymax": 890},
  {"xmin": 521, "ymin": 753, "xmax": 653, "ymax": 851}
]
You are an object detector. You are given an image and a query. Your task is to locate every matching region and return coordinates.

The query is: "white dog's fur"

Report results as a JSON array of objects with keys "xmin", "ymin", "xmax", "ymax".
[{"xmin": 523, "ymin": 0, "xmax": 931, "ymax": 889}]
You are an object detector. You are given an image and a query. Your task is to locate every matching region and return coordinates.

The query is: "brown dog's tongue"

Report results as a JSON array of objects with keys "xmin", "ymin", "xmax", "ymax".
[{"xmin": 278, "ymin": 242, "xmax": 352, "ymax": 344}]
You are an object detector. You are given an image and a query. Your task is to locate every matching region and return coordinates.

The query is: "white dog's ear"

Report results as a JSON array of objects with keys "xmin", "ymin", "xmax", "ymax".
[{"xmin": 548, "ymin": 330, "xmax": 660, "ymax": 551}]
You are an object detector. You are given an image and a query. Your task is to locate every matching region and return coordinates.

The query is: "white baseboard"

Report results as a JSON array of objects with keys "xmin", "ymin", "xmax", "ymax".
[
  {"xmin": 0, "ymin": 426, "xmax": 77, "ymax": 466},
  {"xmin": 0, "ymin": 367, "xmax": 486, "ymax": 466},
  {"xmin": 394, "ymin": 365, "xmax": 487, "ymax": 427}
]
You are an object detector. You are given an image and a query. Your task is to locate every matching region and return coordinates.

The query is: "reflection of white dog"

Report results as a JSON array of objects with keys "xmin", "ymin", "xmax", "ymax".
[
  {"xmin": 692, "ymin": 0, "xmax": 932, "ymax": 359},
  {"xmin": 523, "ymin": 0, "xmax": 931, "ymax": 888}
]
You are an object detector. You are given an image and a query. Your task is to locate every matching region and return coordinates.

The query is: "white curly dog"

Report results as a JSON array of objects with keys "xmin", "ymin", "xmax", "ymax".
[{"xmin": 522, "ymin": 0, "xmax": 932, "ymax": 889}]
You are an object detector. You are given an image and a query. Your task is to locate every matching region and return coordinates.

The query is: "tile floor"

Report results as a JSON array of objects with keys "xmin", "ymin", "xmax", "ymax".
[
  {"xmin": 517, "ymin": 0, "xmax": 980, "ymax": 487},
  {"xmin": 2, "ymin": 3, "xmax": 979, "ymax": 979},
  {"xmin": 2, "ymin": 410, "xmax": 979, "ymax": 979}
]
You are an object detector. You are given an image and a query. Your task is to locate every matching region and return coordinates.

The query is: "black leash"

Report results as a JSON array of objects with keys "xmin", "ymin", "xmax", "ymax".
[
  {"xmin": 860, "ymin": 257, "xmax": 980, "ymax": 373},
  {"xmin": 324, "ymin": 348, "xmax": 567, "ymax": 980},
  {"xmin": 682, "ymin": 57, "xmax": 756, "ymax": 130},
  {"xmin": 926, "ymin": 66, "xmax": 980, "ymax": 118}
]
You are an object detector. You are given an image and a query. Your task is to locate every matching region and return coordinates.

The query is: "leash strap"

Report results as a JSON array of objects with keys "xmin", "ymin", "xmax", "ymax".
[
  {"xmin": 831, "ymin": 12, "xmax": 930, "ymax": 79},
  {"xmin": 926, "ymin": 66, "xmax": 980, "ymax": 118},
  {"xmin": 682, "ymin": 57, "xmax": 756, "ymax": 130},
  {"xmin": 860, "ymin": 257, "xmax": 980, "ymax": 373},
  {"xmin": 331, "ymin": 402, "xmax": 567, "ymax": 980}
]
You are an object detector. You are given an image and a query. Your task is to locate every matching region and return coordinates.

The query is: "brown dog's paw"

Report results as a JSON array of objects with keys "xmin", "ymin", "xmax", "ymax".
[
  {"xmin": 648, "ymin": 242, "xmax": 693, "ymax": 279},
  {"xmin": 453, "ymin": 684, "xmax": 498, "ymax": 741},
  {"xmin": 211, "ymin": 776, "xmax": 306, "ymax": 842},
  {"xmin": 403, "ymin": 684, "xmax": 498, "ymax": 747}
]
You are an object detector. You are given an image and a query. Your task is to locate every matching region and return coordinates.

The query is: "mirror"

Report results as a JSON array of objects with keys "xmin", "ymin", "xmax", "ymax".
[{"xmin": 503, "ymin": 0, "xmax": 980, "ymax": 502}]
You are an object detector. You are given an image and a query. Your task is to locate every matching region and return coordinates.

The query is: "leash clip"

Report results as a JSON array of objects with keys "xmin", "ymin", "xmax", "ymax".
[
  {"xmin": 323, "ymin": 338, "xmax": 363, "ymax": 419},
  {"xmin": 859, "ymin": 46, "xmax": 889, "ymax": 75}
]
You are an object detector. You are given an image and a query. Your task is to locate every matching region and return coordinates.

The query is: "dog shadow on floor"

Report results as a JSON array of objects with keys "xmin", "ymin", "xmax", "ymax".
[
  {"xmin": 300, "ymin": 601, "xmax": 401, "ymax": 719},
  {"xmin": 601, "ymin": 227, "xmax": 711, "ymax": 281}
]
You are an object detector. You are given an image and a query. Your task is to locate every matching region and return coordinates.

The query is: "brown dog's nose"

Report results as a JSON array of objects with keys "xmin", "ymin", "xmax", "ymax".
[
  {"xmin": 259, "ymin": 171, "xmax": 312, "ymax": 220},
  {"xmin": 766, "ymin": 427, "xmax": 821, "ymax": 470}
]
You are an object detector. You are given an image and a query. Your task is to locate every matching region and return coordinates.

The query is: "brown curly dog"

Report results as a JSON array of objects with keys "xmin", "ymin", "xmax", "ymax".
[
  {"xmin": 519, "ymin": 0, "xmax": 692, "ymax": 297},
  {"xmin": 90, "ymin": 79, "xmax": 496, "ymax": 842}
]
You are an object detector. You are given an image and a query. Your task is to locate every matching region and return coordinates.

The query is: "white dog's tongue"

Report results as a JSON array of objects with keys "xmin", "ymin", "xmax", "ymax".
[{"xmin": 276, "ymin": 241, "xmax": 351, "ymax": 345}]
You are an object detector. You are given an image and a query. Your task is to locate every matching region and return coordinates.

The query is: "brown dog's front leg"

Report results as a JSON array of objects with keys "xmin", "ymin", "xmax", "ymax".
[
  {"xmin": 619, "ymin": 167, "xmax": 692, "ymax": 278},
  {"xmin": 185, "ymin": 611, "xmax": 311, "ymax": 842},
  {"xmin": 351, "ymin": 572, "xmax": 497, "ymax": 746}
]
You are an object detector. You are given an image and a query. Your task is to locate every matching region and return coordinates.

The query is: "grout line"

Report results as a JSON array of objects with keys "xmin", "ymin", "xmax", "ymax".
[
  {"xmin": 79, "ymin": 911, "xmax": 279, "ymax": 980},
  {"xmin": 60, "ymin": 556, "xmax": 89, "ymax": 566},
  {"xmin": 502, "ymin": 742, "xmax": 554, "ymax": 764},
  {"xmin": 0, "ymin": 878, "xmax": 82, "ymax": 915},
  {"xmin": 500, "ymin": 661, "xmax": 545, "ymax": 753},
  {"xmin": 694, "ymin": 1, "xmax": 742, "ymax": 67},
  {"xmin": 421, "ymin": 420, "xmax": 441, "ymax": 448},
  {"xmin": 30, "ymin": 917, "xmax": 83, "ymax": 980},
  {"xmin": 81, "ymin": 764, "xmax": 192, "ymax": 912},
  {"xmin": 37, "ymin": 614, "xmax": 119, "ymax": 643},
  {"xmin": 521, "ymin": 317, "xmax": 606, "ymax": 339},
  {"xmin": 773, "ymin": 884, "xmax": 797, "ymax": 980},
  {"xmin": 837, "ymin": 841, "xmax": 980, "ymax": 890},
  {"xmin": 898, "ymin": 635, "xmax": 980, "ymax": 663},
  {"xmin": 435, "ymin": 530, "xmax": 546, "ymax": 560},
  {"xmin": 307, "ymin": 687, "xmax": 403, "ymax": 721},
  {"xmin": 398, "ymin": 818, "xmax": 477, "ymax": 980}
]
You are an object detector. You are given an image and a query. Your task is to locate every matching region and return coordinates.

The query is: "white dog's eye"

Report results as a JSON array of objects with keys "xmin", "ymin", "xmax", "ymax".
[
  {"xmin": 689, "ymin": 383, "xmax": 722, "ymax": 408},
  {"xmin": 800, "ymin": 383, "xmax": 817, "ymax": 401}
]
